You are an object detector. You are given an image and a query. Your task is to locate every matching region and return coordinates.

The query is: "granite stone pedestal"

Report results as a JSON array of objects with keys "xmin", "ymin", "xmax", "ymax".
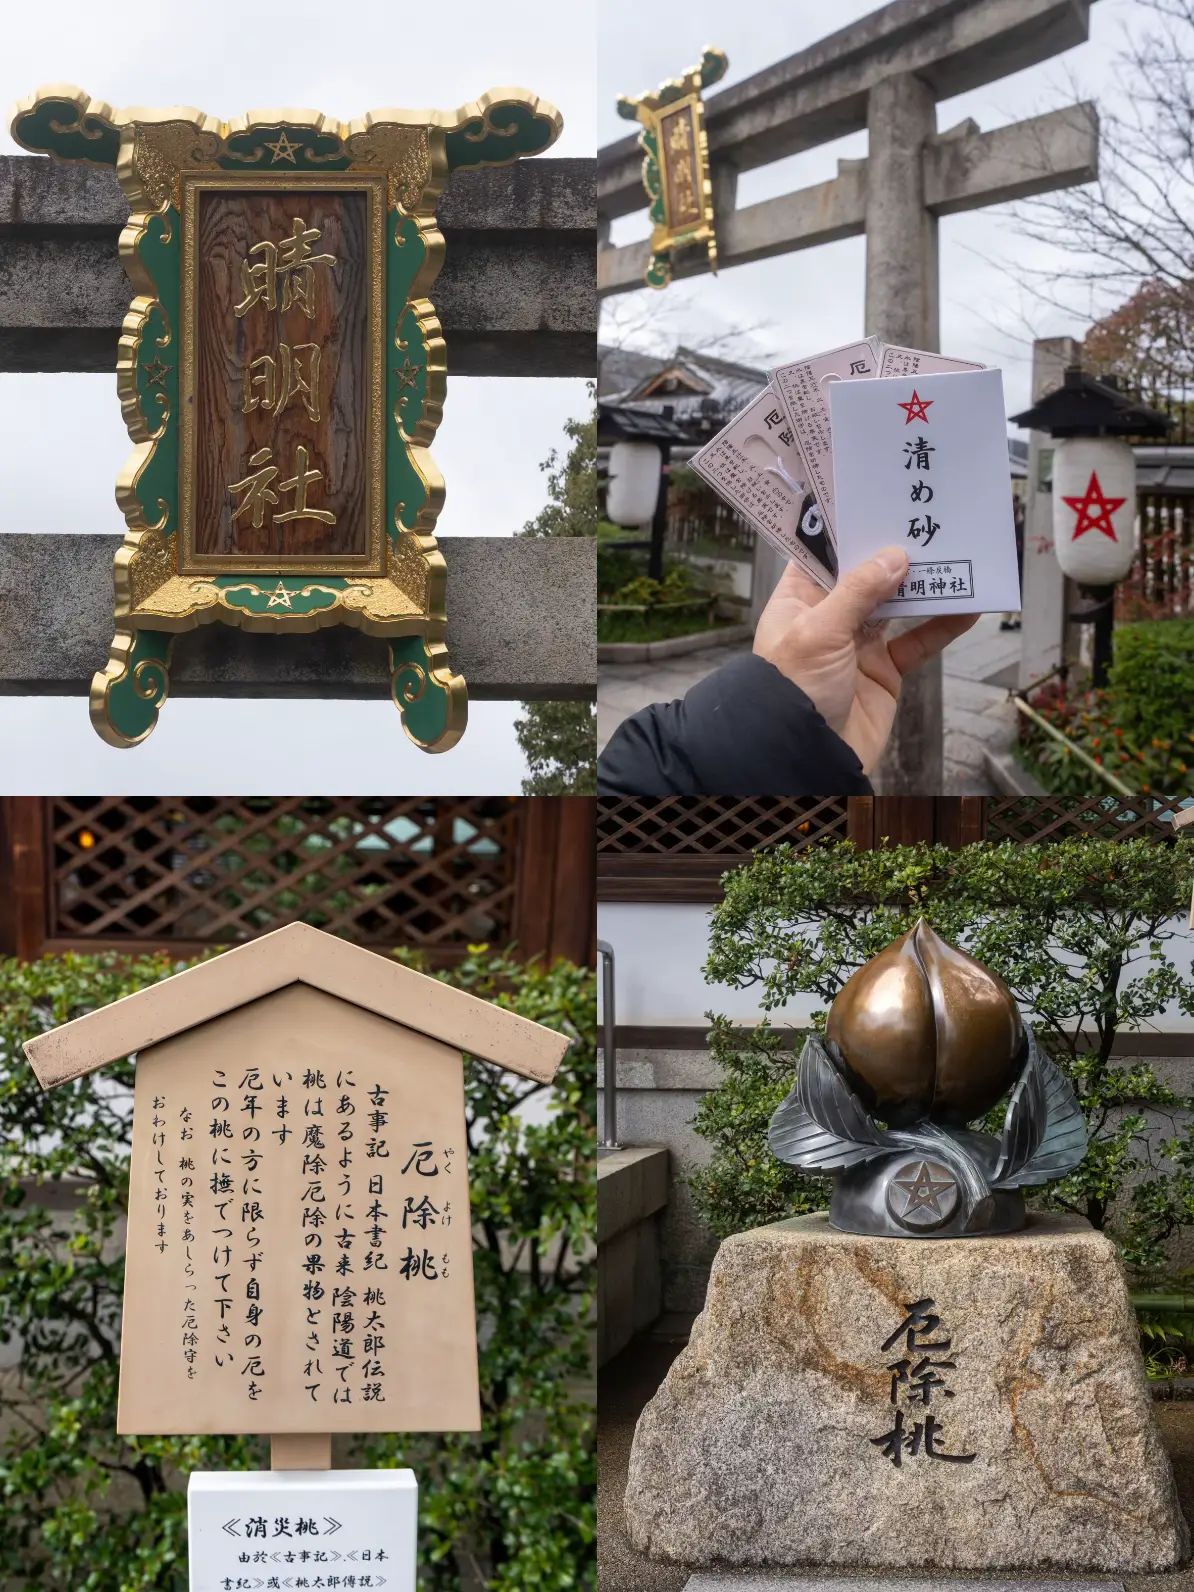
[{"xmin": 624, "ymin": 1214, "xmax": 1189, "ymax": 1574}]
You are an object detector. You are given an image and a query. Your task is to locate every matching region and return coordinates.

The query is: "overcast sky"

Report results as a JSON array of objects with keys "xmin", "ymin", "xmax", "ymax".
[
  {"xmin": 598, "ymin": 0, "xmax": 1138, "ymax": 418},
  {"xmin": 0, "ymin": 0, "xmax": 595, "ymax": 793}
]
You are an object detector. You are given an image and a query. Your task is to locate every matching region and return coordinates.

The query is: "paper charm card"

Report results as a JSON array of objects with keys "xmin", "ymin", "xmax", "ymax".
[
  {"xmin": 877, "ymin": 346, "xmax": 984, "ymax": 379},
  {"xmin": 770, "ymin": 338, "xmax": 882, "ymax": 542},
  {"xmin": 690, "ymin": 390, "xmax": 837, "ymax": 589},
  {"xmin": 828, "ymin": 367, "xmax": 1021, "ymax": 619}
]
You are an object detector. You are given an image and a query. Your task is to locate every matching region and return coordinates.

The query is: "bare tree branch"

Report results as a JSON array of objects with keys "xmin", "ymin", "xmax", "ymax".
[{"xmin": 1009, "ymin": 0, "xmax": 1194, "ymax": 373}]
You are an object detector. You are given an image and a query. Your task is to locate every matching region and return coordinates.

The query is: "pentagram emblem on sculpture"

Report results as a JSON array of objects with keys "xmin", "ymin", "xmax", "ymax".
[
  {"xmin": 887, "ymin": 1159, "xmax": 959, "ymax": 1230},
  {"xmin": 769, "ymin": 920, "xmax": 1088, "ymax": 1238}
]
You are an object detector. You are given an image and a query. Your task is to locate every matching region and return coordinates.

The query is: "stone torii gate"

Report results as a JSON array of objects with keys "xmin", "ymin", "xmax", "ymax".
[
  {"xmin": 0, "ymin": 154, "xmax": 596, "ymax": 708},
  {"xmin": 598, "ymin": 0, "xmax": 1101, "ymax": 794}
]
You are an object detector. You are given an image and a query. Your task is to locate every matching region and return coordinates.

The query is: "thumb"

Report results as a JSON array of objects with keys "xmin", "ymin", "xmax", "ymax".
[{"xmin": 815, "ymin": 546, "xmax": 909, "ymax": 634}]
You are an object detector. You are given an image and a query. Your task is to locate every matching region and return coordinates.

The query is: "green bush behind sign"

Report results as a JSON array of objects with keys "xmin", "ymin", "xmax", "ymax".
[{"xmin": 0, "ymin": 947, "xmax": 595, "ymax": 1592}]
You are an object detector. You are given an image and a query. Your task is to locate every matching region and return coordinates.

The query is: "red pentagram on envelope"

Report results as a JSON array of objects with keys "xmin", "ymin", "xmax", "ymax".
[{"xmin": 897, "ymin": 389, "xmax": 933, "ymax": 425}]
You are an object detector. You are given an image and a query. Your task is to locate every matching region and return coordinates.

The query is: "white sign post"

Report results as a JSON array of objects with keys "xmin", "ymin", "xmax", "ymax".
[{"xmin": 188, "ymin": 1469, "xmax": 417, "ymax": 1592}]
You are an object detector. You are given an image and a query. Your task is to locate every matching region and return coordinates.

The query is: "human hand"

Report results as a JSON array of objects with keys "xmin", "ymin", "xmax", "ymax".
[{"xmin": 753, "ymin": 547, "xmax": 979, "ymax": 773}]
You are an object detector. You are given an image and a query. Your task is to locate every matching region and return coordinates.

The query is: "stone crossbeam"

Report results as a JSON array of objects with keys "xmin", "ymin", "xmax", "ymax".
[
  {"xmin": 598, "ymin": 104, "xmax": 1097, "ymax": 297},
  {"xmin": 598, "ymin": 0, "xmax": 1096, "ymax": 218},
  {"xmin": 0, "ymin": 156, "xmax": 596, "ymax": 377},
  {"xmin": 0, "ymin": 535, "xmax": 596, "ymax": 700}
]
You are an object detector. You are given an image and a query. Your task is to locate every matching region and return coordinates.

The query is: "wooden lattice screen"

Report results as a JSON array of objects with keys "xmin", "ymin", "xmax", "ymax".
[
  {"xmin": 0, "ymin": 796, "xmax": 595, "ymax": 967},
  {"xmin": 597, "ymin": 797, "xmax": 851, "ymax": 901},
  {"xmin": 599, "ymin": 795, "xmax": 1188, "ymax": 901},
  {"xmin": 986, "ymin": 794, "xmax": 1190, "ymax": 843}
]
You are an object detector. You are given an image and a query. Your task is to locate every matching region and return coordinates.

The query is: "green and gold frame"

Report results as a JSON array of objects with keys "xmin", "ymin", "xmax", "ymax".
[
  {"xmin": 616, "ymin": 48, "xmax": 726, "ymax": 290},
  {"xmin": 10, "ymin": 84, "xmax": 562, "ymax": 750}
]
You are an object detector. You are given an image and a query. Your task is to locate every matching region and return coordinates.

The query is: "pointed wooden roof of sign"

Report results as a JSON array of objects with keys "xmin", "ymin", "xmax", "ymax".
[{"xmin": 23, "ymin": 922, "xmax": 571, "ymax": 1090}]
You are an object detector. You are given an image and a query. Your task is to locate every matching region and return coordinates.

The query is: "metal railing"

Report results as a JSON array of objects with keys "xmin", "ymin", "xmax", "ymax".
[{"xmin": 597, "ymin": 939, "xmax": 620, "ymax": 1151}]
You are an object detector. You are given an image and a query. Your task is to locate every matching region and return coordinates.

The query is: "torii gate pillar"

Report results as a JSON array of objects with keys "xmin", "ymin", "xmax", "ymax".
[
  {"xmin": 865, "ymin": 71, "xmax": 945, "ymax": 794},
  {"xmin": 865, "ymin": 73, "xmax": 939, "ymax": 352}
]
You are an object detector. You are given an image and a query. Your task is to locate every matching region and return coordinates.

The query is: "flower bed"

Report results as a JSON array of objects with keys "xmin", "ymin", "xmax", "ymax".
[{"xmin": 1016, "ymin": 619, "xmax": 1194, "ymax": 797}]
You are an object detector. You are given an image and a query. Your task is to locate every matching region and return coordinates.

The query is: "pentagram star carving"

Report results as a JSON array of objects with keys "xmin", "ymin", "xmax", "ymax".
[
  {"xmin": 897, "ymin": 389, "xmax": 934, "ymax": 425},
  {"xmin": 1062, "ymin": 470, "xmax": 1125, "ymax": 541},
  {"xmin": 264, "ymin": 130, "xmax": 301, "ymax": 164},
  {"xmin": 143, "ymin": 357, "xmax": 170, "ymax": 388},
  {"xmin": 266, "ymin": 580, "xmax": 294, "ymax": 609},
  {"xmin": 395, "ymin": 358, "xmax": 419, "ymax": 391},
  {"xmin": 891, "ymin": 1161, "xmax": 956, "ymax": 1218}
]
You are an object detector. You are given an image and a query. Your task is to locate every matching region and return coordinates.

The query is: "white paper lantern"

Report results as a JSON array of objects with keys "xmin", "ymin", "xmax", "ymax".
[
  {"xmin": 606, "ymin": 440, "xmax": 662, "ymax": 527},
  {"xmin": 1052, "ymin": 435, "xmax": 1137, "ymax": 585}
]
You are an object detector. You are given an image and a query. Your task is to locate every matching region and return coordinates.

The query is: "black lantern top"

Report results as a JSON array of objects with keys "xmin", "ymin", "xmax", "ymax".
[{"xmin": 1009, "ymin": 366, "xmax": 1172, "ymax": 438}]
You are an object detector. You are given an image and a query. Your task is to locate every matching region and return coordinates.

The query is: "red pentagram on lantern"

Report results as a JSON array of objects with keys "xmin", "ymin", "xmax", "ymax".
[
  {"xmin": 897, "ymin": 389, "xmax": 933, "ymax": 425},
  {"xmin": 1061, "ymin": 471, "xmax": 1126, "ymax": 540}
]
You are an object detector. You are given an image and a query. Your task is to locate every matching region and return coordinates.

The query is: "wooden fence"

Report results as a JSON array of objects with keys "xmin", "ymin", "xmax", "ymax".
[
  {"xmin": 0, "ymin": 796, "xmax": 596, "ymax": 968},
  {"xmin": 1122, "ymin": 494, "xmax": 1193, "ymax": 620},
  {"xmin": 597, "ymin": 794, "xmax": 1190, "ymax": 901}
]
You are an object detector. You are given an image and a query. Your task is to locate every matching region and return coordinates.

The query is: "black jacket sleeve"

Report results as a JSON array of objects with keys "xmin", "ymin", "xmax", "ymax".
[{"xmin": 597, "ymin": 652, "xmax": 872, "ymax": 797}]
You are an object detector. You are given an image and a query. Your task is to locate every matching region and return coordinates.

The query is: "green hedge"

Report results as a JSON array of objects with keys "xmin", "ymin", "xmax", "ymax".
[
  {"xmin": 0, "ymin": 947, "xmax": 595, "ymax": 1592},
  {"xmin": 1108, "ymin": 618, "xmax": 1194, "ymax": 756}
]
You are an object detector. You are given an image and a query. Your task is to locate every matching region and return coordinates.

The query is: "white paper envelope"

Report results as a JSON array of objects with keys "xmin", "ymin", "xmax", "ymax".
[
  {"xmin": 771, "ymin": 339, "xmax": 880, "ymax": 538},
  {"xmin": 828, "ymin": 367, "xmax": 1021, "ymax": 619},
  {"xmin": 690, "ymin": 390, "xmax": 837, "ymax": 589}
]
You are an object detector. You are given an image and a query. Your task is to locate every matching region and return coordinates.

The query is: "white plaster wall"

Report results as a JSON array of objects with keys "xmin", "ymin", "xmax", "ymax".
[
  {"xmin": 597, "ymin": 902, "xmax": 817, "ymax": 1027},
  {"xmin": 598, "ymin": 902, "xmax": 1194, "ymax": 1031}
]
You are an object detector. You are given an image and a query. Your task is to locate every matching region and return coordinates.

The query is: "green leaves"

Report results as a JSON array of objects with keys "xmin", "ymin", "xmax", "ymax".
[
  {"xmin": 0, "ymin": 946, "xmax": 595, "ymax": 1591},
  {"xmin": 363, "ymin": 948, "xmax": 596, "ymax": 1590}
]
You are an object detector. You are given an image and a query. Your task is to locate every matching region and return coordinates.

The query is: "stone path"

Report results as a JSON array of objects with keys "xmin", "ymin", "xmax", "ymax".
[
  {"xmin": 597, "ymin": 615, "xmax": 1023, "ymax": 793},
  {"xmin": 943, "ymin": 614, "xmax": 1021, "ymax": 795}
]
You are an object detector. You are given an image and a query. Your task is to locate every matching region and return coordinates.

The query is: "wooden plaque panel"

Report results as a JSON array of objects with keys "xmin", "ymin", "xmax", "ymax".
[
  {"xmin": 181, "ymin": 176, "xmax": 385, "ymax": 575},
  {"xmin": 658, "ymin": 103, "xmax": 702, "ymax": 231},
  {"xmin": 119, "ymin": 983, "xmax": 480, "ymax": 1435}
]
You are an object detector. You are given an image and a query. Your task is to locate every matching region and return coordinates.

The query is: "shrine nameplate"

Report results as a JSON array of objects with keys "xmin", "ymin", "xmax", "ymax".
[
  {"xmin": 616, "ymin": 49, "xmax": 726, "ymax": 289},
  {"xmin": 11, "ymin": 86, "xmax": 562, "ymax": 750},
  {"xmin": 658, "ymin": 103, "xmax": 703, "ymax": 235},
  {"xmin": 185, "ymin": 179, "xmax": 383, "ymax": 570},
  {"xmin": 119, "ymin": 984, "xmax": 479, "ymax": 1435}
]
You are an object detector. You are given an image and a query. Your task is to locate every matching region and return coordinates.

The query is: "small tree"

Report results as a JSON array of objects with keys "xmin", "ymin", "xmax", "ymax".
[
  {"xmin": 1083, "ymin": 278, "xmax": 1194, "ymax": 393},
  {"xmin": 0, "ymin": 946, "xmax": 595, "ymax": 1592},
  {"xmin": 519, "ymin": 400, "xmax": 597, "ymax": 543},
  {"xmin": 516, "ymin": 388, "xmax": 596, "ymax": 795},
  {"xmin": 689, "ymin": 838, "xmax": 1194, "ymax": 1273}
]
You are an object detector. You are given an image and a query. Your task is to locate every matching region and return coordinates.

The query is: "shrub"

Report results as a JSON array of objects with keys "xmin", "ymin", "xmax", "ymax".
[
  {"xmin": 688, "ymin": 839, "xmax": 1194, "ymax": 1275},
  {"xmin": 0, "ymin": 947, "xmax": 595, "ymax": 1592},
  {"xmin": 596, "ymin": 541, "xmax": 646, "ymax": 599},
  {"xmin": 1018, "ymin": 680, "xmax": 1194, "ymax": 797},
  {"xmin": 1016, "ymin": 622, "xmax": 1194, "ymax": 797},
  {"xmin": 1108, "ymin": 618, "xmax": 1194, "ymax": 756}
]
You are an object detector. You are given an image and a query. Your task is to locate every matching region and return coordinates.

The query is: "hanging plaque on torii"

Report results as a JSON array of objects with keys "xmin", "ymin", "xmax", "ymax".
[
  {"xmin": 616, "ymin": 48, "xmax": 726, "ymax": 290},
  {"xmin": 9, "ymin": 84, "xmax": 562, "ymax": 750}
]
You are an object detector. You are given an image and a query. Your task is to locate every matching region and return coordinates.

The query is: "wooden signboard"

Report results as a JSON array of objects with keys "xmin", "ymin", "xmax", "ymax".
[
  {"xmin": 186, "ymin": 182, "xmax": 383, "ymax": 569},
  {"xmin": 616, "ymin": 49, "xmax": 726, "ymax": 290},
  {"xmin": 24, "ymin": 923, "xmax": 571, "ymax": 1451},
  {"xmin": 9, "ymin": 86, "xmax": 562, "ymax": 751}
]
